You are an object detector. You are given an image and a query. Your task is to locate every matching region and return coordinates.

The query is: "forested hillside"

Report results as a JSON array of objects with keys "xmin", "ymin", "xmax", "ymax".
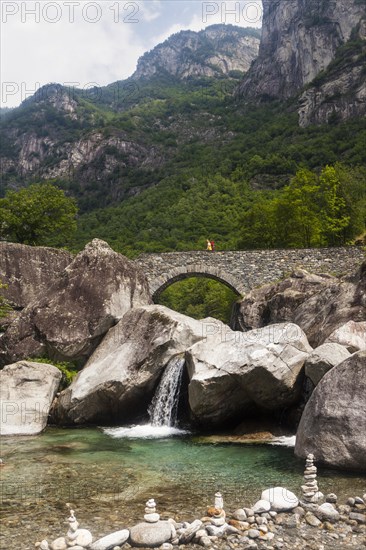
[{"xmin": 1, "ymin": 24, "xmax": 365, "ymax": 257}]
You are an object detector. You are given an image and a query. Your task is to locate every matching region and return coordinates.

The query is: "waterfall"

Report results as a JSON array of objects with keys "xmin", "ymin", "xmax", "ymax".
[{"xmin": 148, "ymin": 355, "xmax": 185, "ymax": 427}]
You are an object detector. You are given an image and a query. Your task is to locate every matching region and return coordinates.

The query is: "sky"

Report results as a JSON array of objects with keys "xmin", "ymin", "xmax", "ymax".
[{"xmin": 1, "ymin": 1, "xmax": 263, "ymax": 108}]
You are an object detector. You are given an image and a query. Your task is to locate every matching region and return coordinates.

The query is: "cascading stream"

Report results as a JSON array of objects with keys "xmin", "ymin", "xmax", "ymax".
[{"xmin": 148, "ymin": 355, "xmax": 185, "ymax": 427}]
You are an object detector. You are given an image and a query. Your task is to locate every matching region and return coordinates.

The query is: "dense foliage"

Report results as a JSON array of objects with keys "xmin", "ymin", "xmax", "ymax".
[
  {"xmin": 73, "ymin": 161, "xmax": 366, "ymax": 255},
  {"xmin": 159, "ymin": 277, "xmax": 238, "ymax": 324},
  {"xmin": 239, "ymin": 164, "xmax": 366, "ymax": 249},
  {"xmin": 0, "ymin": 183, "xmax": 78, "ymax": 246}
]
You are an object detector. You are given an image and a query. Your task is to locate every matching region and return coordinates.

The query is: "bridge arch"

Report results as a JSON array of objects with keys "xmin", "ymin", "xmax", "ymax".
[
  {"xmin": 148, "ymin": 265, "xmax": 245, "ymax": 302},
  {"xmin": 136, "ymin": 248, "xmax": 364, "ymax": 303}
]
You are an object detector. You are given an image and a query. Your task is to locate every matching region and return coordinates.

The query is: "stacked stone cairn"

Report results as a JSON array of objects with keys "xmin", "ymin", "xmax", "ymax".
[
  {"xmin": 144, "ymin": 499, "xmax": 160, "ymax": 523},
  {"xmin": 207, "ymin": 492, "xmax": 226, "ymax": 529},
  {"xmin": 35, "ymin": 507, "xmax": 93, "ymax": 550},
  {"xmin": 301, "ymin": 453, "xmax": 323, "ymax": 503}
]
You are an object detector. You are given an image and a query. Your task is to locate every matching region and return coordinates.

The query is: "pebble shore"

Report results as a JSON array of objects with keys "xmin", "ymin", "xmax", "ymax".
[{"xmin": 35, "ymin": 455, "xmax": 366, "ymax": 550}]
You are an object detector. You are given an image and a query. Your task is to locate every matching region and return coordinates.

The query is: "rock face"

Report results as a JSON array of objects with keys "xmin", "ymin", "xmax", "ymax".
[
  {"xmin": 52, "ymin": 305, "xmax": 208, "ymax": 425},
  {"xmin": 304, "ymin": 343, "xmax": 351, "ymax": 386},
  {"xmin": 238, "ymin": 0, "xmax": 365, "ymax": 100},
  {"xmin": 0, "ymin": 240, "xmax": 151, "ymax": 366},
  {"xmin": 0, "ymin": 361, "xmax": 62, "ymax": 435},
  {"xmin": 133, "ymin": 24, "xmax": 260, "ymax": 80},
  {"xmin": 186, "ymin": 322, "xmax": 312, "ymax": 427},
  {"xmin": 326, "ymin": 320, "xmax": 366, "ymax": 353},
  {"xmin": 298, "ymin": 21, "xmax": 366, "ymax": 126},
  {"xmin": 238, "ymin": 262, "xmax": 366, "ymax": 348},
  {"xmin": 0, "ymin": 241, "xmax": 73, "ymax": 309},
  {"xmin": 295, "ymin": 351, "xmax": 366, "ymax": 471}
]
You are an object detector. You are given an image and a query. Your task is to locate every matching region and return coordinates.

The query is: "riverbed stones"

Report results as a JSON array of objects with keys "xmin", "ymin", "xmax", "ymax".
[
  {"xmin": 0, "ymin": 361, "xmax": 62, "ymax": 435},
  {"xmin": 252, "ymin": 500, "xmax": 271, "ymax": 514},
  {"xmin": 261, "ymin": 487, "xmax": 299, "ymax": 512},
  {"xmin": 295, "ymin": 351, "xmax": 366, "ymax": 471},
  {"xmin": 178, "ymin": 519, "xmax": 203, "ymax": 544},
  {"xmin": 349, "ymin": 512, "xmax": 366, "ymax": 523},
  {"xmin": 90, "ymin": 529, "xmax": 130, "ymax": 550},
  {"xmin": 304, "ymin": 343, "xmax": 351, "ymax": 386},
  {"xmin": 53, "ymin": 305, "xmax": 209, "ymax": 424},
  {"xmin": 186, "ymin": 322, "xmax": 312, "ymax": 426},
  {"xmin": 247, "ymin": 529, "xmax": 260, "ymax": 539},
  {"xmin": 305, "ymin": 512, "xmax": 322, "ymax": 527},
  {"xmin": 233, "ymin": 509, "xmax": 247, "ymax": 521},
  {"xmin": 314, "ymin": 503, "xmax": 340, "ymax": 523},
  {"xmin": 130, "ymin": 521, "xmax": 172, "ymax": 547},
  {"xmin": 50, "ymin": 538, "xmax": 67, "ymax": 550},
  {"xmin": 0, "ymin": 239, "xmax": 151, "ymax": 367}
]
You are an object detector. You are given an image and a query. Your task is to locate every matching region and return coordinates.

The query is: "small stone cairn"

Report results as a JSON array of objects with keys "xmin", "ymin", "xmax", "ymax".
[
  {"xmin": 208, "ymin": 492, "xmax": 226, "ymax": 527},
  {"xmin": 144, "ymin": 498, "xmax": 160, "ymax": 523},
  {"xmin": 301, "ymin": 453, "xmax": 323, "ymax": 503},
  {"xmin": 35, "ymin": 507, "xmax": 93, "ymax": 550}
]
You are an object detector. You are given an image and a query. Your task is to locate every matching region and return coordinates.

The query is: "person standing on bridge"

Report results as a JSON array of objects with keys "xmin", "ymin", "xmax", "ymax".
[{"xmin": 206, "ymin": 239, "xmax": 212, "ymax": 251}]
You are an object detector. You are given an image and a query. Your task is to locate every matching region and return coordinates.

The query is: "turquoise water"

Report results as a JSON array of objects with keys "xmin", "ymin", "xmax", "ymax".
[{"xmin": 1, "ymin": 427, "xmax": 365, "ymax": 549}]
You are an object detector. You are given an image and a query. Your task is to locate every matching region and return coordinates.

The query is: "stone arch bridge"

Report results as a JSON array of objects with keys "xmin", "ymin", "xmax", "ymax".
[{"xmin": 136, "ymin": 247, "xmax": 364, "ymax": 300}]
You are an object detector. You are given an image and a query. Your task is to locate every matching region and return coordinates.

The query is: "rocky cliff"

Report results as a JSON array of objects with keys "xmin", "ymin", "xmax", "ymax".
[
  {"xmin": 238, "ymin": 0, "xmax": 365, "ymax": 100},
  {"xmin": 0, "ymin": 239, "xmax": 152, "ymax": 366},
  {"xmin": 298, "ymin": 21, "xmax": 366, "ymax": 126},
  {"xmin": 132, "ymin": 24, "xmax": 260, "ymax": 80}
]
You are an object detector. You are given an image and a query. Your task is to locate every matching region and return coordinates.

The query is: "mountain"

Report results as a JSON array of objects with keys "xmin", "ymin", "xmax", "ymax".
[
  {"xmin": 132, "ymin": 24, "xmax": 260, "ymax": 79},
  {"xmin": 0, "ymin": 18, "xmax": 365, "ymax": 254},
  {"xmin": 238, "ymin": 0, "xmax": 366, "ymax": 125},
  {"xmin": 0, "ymin": 25, "xmax": 260, "ymax": 207}
]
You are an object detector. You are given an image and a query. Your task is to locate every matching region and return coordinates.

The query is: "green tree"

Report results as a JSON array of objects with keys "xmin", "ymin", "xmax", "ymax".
[
  {"xmin": 238, "ymin": 198, "xmax": 279, "ymax": 249},
  {"xmin": 278, "ymin": 169, "xmax": 323, "ymax": 247},
  {"xmin": 159, "ymin": 277, "xmax": 238, "ymax": 324},
  {"xmin": 339, "ymin": 166, "xmax": 366, "ymax": 243},
  {"xmin": 0, "ymin": 183, "xmax": 78, "ymax": 246},
  {"xmin": 318, "ymin": 165, "xmax": 350, "ymax": 245}
]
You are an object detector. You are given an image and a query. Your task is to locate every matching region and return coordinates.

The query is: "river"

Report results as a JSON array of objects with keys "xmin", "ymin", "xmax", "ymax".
[{"xmin": 1, "ymin": 427, "xmax": 365, "ymax": 549}]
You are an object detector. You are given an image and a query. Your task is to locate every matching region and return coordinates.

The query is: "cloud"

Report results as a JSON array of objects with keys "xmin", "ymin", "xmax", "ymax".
[
  {"xmin": 141, "ymin": 0, "xmax": 162, "ymax": 22},
  {"xmin": 0, "ymin": 0, "xmax": 262, "ymax": 108},
  {"xmin": 1, "ymin": 1, "xmax": 146, "ymax": 107},
  {"xmin": 152, "ymin": 1, "xmax": 262, "ymax": 48}
]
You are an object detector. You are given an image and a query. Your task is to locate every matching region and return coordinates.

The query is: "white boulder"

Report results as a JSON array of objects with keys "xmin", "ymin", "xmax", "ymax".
[
  {"xmin": 261, "ymin": 487, "xmax": 299, "ymax": 512},
  {"xmin": 0, "ymin": 361, "xmax": 62, "ymax": 435}
]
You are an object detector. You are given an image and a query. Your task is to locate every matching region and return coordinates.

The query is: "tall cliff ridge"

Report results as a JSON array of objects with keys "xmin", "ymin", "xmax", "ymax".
[
  {"xmin": 238, "ymin": 0, "xmax": 366, "ymax": 101},
  {"xmin": 298, "ymin": 20, "xmax": 366, "ymax": 126},
  {"xmin": 132, "ymin": 24, "xmax": 260, "ymax": 79}
]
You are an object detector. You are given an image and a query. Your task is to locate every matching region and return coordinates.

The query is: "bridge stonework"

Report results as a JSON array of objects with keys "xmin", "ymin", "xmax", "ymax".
[{"xmin": 136, "ymin": 247, "xmax": 365, "ymax": 300}]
